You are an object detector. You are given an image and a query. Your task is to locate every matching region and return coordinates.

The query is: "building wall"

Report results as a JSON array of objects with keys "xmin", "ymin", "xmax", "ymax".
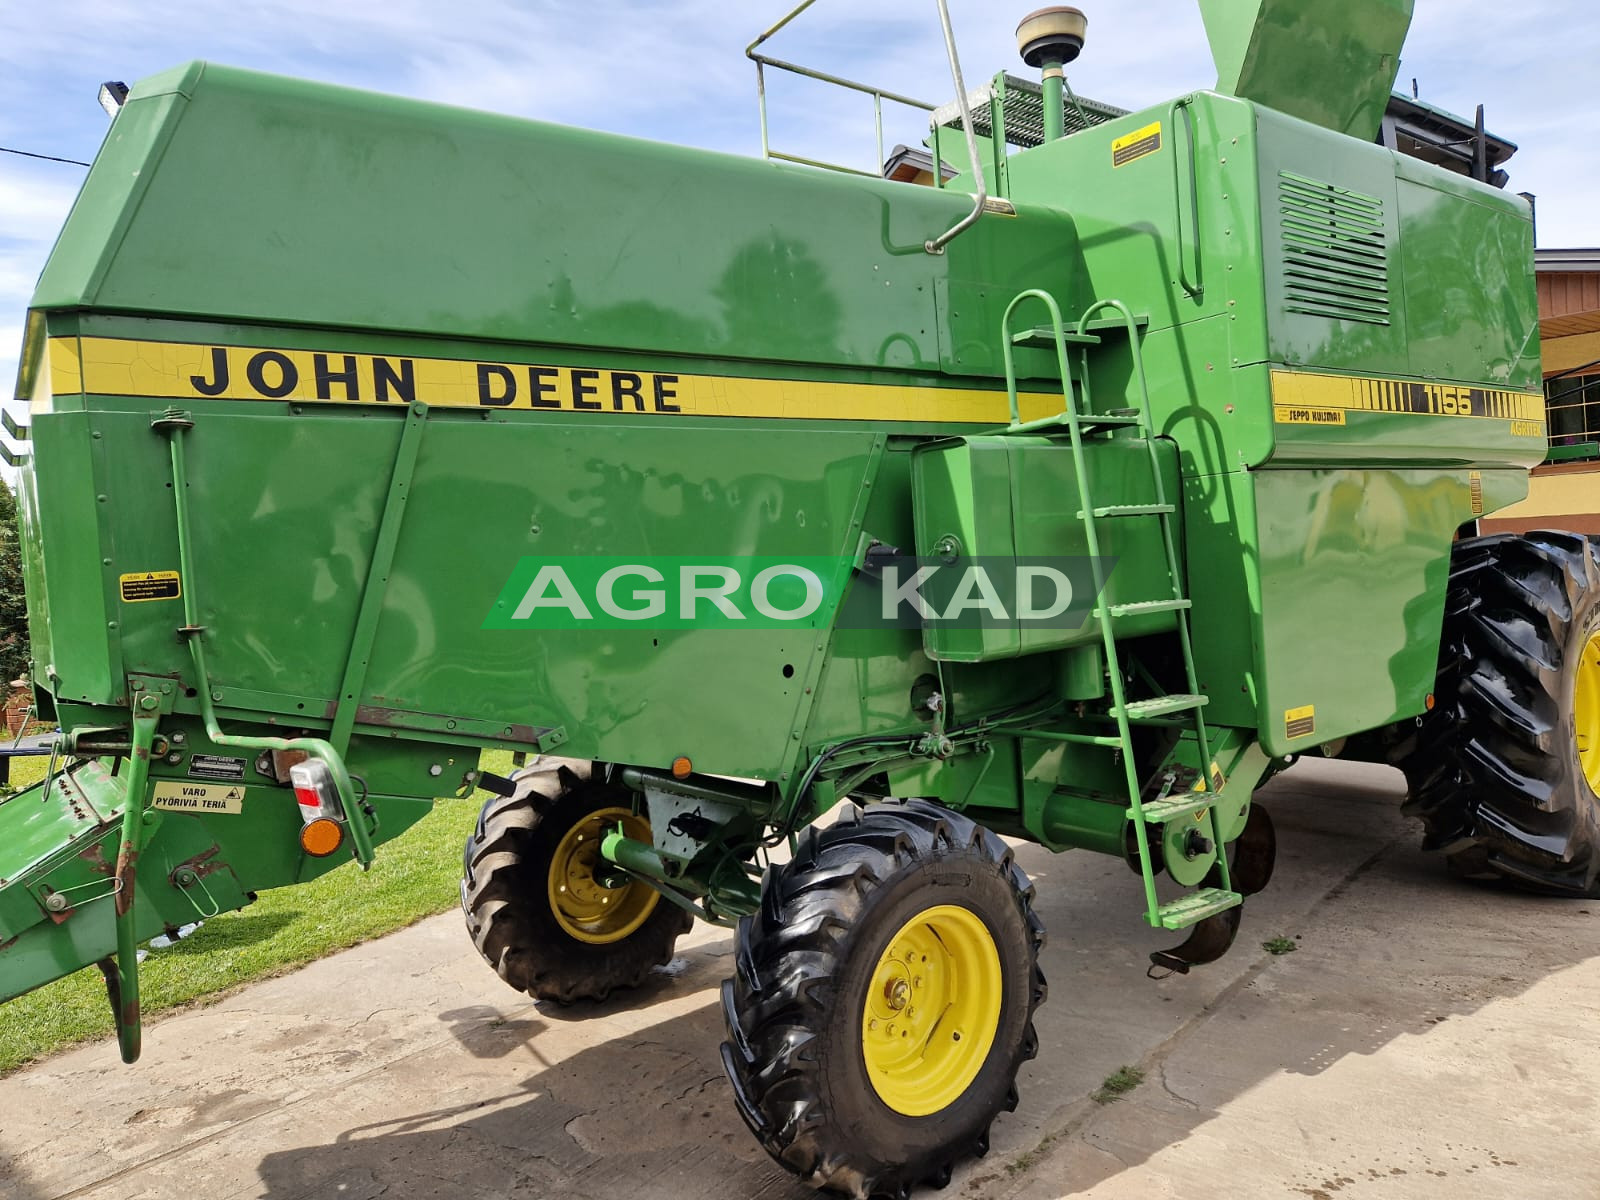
[
  {"xmin": 1543, "ymin": 328, "xmax": 1600, "ymax": 376},
  {"xmin": 1481, "ymin": 459, "xmax": 1600, "ymax": 535},
  {"xmin": 1502, "ymin": 261, "xmax": 1600, "ymax": 537}
]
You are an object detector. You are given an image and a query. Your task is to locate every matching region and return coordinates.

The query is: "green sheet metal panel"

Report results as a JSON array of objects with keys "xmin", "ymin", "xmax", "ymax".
[
  {"xmin": 1180, "ymin": 463, "xmax": 1263, "ymax": 731},
  {"xmin": 910, "ymin": 436, "xmax": 1181, "ymax": 662},
  {"xmin": 1394, "ymin": 156, "xmax": 1542, "ymax": 391},
  {"xmin": 31, "ymin": 62, "xmax": 1079, "ymax": 381},
  {"xmin": 32, "ymin": 377, "xmax": 891, "ymax": 779},
  {"xmin": 1254, "ymin": 107, "xmax": 1410, "ymax": 380},
  {"xmin": 997, "ymin": 88, "xmax": 1543, "ymax": 751},
  {"xmin": 1250, "ymin": 466, "xmax": 1528, "ymax": 755},
  {"xmin": 1200, "ymin": 0, "xmax": 1413, "ymax": 142},
  {"xmin": 22, "ymin": 407, "xmax": 122, "ymax": 706},
  {"xmin": 1001, "ymin": 94, "xmax": 1274, "ymax": 471}
]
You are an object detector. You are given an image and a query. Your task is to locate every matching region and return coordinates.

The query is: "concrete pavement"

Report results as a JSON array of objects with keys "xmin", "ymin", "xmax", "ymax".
[{"xmin": 1, "ymin": 758, "xmax": 1596, "ymax": 1200}]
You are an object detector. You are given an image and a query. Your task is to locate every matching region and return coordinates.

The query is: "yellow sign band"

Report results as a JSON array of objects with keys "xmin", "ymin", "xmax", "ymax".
[
  {"xmin": 41, "ymin": 338, "xmax": 1548, "ymax": 439},
  {"xmin": 1272, "ymin": 369, "xmax": 1544, "ymax": 428},
  {"xmin": 47, "ymin": 336, "xmax": 1058, "ymax": 425}
]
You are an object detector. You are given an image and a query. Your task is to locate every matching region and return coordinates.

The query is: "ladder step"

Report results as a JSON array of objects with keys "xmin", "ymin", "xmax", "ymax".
[
  {"xmin": 1156, "ymin": 888, "xmax": 1242, "ymax": 930},
  {"xmin": 1013, "ymin": 327, "xmax": 1102, "ymax": 349},
  {"xmin": 1097, "ymin": 599, "xmax": 1193, "ymax": 620},
  {"xmin": 1081, "ymin": 314, "xmax": 1151, "ymax": 335},
  {"xmin": 1113, "ymin": 693, "xmax": 1209, "ymax": 721},
  {"xmin": 1079, "ymin": 504, "xmax": 1175, "ymax": 519},
  {"xmin": 1130, "ymin": 792, "xmax": 1214, "ymax": 823}
]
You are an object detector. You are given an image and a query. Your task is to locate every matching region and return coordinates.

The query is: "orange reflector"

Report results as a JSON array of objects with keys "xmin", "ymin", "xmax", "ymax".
[
  {"xmin": 671, "ymin": 756, "xmax": 692, "ymax": 779},
  {"xmin": 1425, "ymin": 693, "xmax": 1436, "ymax": 711},
  {"xmin": 300, "ymin": 817, "xmax": 345, "ymax": 858}
]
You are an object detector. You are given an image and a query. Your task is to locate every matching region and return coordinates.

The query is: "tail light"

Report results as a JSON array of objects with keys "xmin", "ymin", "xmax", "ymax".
[{"xmin": 290, "ymin": 760, "xmax": 347, "ymax": 858}]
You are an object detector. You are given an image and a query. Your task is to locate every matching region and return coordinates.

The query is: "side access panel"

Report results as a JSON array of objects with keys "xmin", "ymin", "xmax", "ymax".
[
  {"xmin": 1250, "ymin": 464, "xmax": 1529, "ymax": 756},
  {"xmin": 911, "ymin": 435, "xmax": 1182, "ymax": 661}
]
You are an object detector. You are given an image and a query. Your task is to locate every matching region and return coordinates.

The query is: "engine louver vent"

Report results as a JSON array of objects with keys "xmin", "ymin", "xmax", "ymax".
[{"xmin": 1279, "ymin": 171, "xmax": 1391, "ymax": 326}]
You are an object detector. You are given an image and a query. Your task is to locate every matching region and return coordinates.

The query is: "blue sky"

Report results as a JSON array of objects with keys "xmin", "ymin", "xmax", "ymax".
[{"xmin": 2, "ymin": 0, "xmax": 1596, "ymax": 403}]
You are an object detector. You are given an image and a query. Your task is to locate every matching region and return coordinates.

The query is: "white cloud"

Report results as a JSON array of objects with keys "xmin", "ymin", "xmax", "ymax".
[
  {"xmin": 0, "ymin": 164, "xmax": 80, "ymax": 407},
  {"xmin": 0, "ymin": 171, "xmax": 82, "ymax": 242}
]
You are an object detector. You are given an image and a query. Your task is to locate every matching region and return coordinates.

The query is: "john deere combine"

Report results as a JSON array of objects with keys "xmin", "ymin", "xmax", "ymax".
[{"xmin": 4, "ymin": 0, "xmax": 1597, "ymax": 1195}]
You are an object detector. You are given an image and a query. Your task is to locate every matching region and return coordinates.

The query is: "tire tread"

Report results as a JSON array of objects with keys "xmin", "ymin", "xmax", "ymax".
[{"xmin": 1394, "ymin": 532, "xmax": 1600, "ymax": 897}]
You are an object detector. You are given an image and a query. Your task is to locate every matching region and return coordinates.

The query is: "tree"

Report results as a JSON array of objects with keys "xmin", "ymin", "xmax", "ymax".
[{"xmin": 0, "ymin": 478, "xmax": 31, "ymax": 687}]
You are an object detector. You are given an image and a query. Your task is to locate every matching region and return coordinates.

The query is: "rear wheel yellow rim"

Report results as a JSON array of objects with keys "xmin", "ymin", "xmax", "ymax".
[
  {"xmin": 861, "ymin": 904, "xmax": 1003, "ymax": 1117},
  {"xmin": 1578, "ymin": 629, "xmax": 1600, "ymax": 798},
  {"xmin": 547, "ymin": 807, "xmax": 660, "ymax": 945}
]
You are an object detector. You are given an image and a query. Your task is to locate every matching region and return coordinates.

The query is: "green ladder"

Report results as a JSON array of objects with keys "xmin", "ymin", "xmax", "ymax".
[{"xmin": 1000, "ymin": 289, "xmax": 1240, "ymax": 932}]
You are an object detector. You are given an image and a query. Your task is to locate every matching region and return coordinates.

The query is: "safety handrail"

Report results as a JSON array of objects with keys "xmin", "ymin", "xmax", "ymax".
[
  {"xmin": 924, "ymin": 0, "xmax": 987, "ymax": 254},
  {"xmin": 1169, "ymin": 97, "xmax": 1204, "ymax": 299},
  {"xmin": 746, "ymin": 0, "xmax": 990, "ymax": 254}
]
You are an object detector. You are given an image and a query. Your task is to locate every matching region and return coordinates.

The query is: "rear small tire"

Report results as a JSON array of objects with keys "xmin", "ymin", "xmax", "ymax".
[
  {"xmin": 1393, "ymin": 532, "xmax": 1600, "ymax": 897},
  {"xmin": 720, "ymin": 799, "xmax": 1046, "ymax": 1200},
  {"xmin": 460, "ymin": 758, "xmax": 692, "ymax": 1003}
]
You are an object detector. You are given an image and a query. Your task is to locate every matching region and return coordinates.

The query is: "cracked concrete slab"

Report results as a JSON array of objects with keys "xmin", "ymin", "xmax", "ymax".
[{"xmin": 2, "ymin": 759, "xmax": 1597, "ymax": 1200}]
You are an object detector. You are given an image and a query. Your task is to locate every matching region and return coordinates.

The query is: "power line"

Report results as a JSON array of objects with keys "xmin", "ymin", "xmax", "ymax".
[{"xmin": 0, "ymin": 145, "xmax": 90, "ymax": 168}]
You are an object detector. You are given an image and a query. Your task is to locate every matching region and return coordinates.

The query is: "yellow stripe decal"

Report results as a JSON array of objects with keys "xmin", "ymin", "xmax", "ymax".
[
  {"xmin": 1272, "ymin": 369, "xmax": 1544, "ymax": 434},
  {"xmin": 42, "ymin": 336, "xmax": 82, "ymax": 414},
  {"xmin": 49, "ymin": 336, "xmax": 1066, "ymax": 426},
  {"xmin": 41, "ymin": 338, "xmax": 1550, "ymax": 438}
]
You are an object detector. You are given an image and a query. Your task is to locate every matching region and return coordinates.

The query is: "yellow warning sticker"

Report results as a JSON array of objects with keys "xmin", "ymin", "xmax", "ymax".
[
  {"xmin": 119, "ymin": 571, "xmax": 181, "ymax": 603},
  {"xmin": 1469, "ymin": 471, "xmax": 1484, "ymax": 516},
  {"xmin": 1112, "ymin": 121, "xmax": 1163, "ymax": 167},
  {"xmin": 1274, "ymin": 405, "xmax": 1347, "ymax": 427},
  {"xmin": 152, "ymin": 781, "xmax": 246, "ymax": 814},
  {"xmin": 1285, "ymin": 705, "xmax": 1317, "ymax": 740}
]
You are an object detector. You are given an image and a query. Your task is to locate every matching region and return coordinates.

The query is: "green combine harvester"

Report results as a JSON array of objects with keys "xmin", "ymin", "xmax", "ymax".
[{"xmin": 4, "ymin": 0, "xmax": 1598, "ymax": 1195}]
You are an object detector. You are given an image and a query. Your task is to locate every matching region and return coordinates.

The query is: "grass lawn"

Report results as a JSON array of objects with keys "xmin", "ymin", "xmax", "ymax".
[{"xmin": 0, "ymin": 748, "xmax": 511, "ymax": 1075}]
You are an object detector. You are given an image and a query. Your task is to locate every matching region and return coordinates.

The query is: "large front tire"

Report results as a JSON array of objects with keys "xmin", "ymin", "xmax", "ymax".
[
  {"xmin": 720, "ymin": 800, "xmax": 1046, "ymax": 1200},
  {"xmin": 460, "ymin": 758, "xmax": 692, "ymax": 1003},
  {"xmin": 1394, "ymin": 532, "xmax": 1600, "ymax": 896}
]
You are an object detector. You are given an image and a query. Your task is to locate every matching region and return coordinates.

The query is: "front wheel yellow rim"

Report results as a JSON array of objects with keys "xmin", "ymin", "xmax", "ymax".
[
  {"xmin": 1577, "ymin": 629, "xmax": 1600, "ymax": 798},
  {"xmin": 861, "ymin": 904, "xmax": 1003, "ymax": 1117},
  {"xmin": 547, "ymin": 807, "xmax": 660, "ymax": 945}
]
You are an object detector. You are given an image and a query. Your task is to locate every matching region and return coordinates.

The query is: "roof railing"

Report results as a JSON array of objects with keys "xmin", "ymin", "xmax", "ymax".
[{"xmin": 746, "ymin": 0, "xmax": 990, "ymax": 254}]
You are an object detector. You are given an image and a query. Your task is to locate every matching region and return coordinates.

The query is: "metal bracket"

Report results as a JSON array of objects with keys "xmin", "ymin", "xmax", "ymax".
[
  {"xmin": 644, "ymin": 789, "xmax": 747, "ymax": 866},
  {"xmin": 1, "ymin": 406, "xmax": 30, "ymax": 468},
  {"xmin": 328, "ymin": 402, "xmax": 430, "ymax": 757},
  {"xmin": 171, "ymin": 864, "xmax": 222, "ymax": 921},
  {"xmin": 107, "ymin": 700, "xmax": 163, "ymax": 1063},
  {"xmin": 38, "ymin": 875, "xmax": 122, "ymax": 919}
]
